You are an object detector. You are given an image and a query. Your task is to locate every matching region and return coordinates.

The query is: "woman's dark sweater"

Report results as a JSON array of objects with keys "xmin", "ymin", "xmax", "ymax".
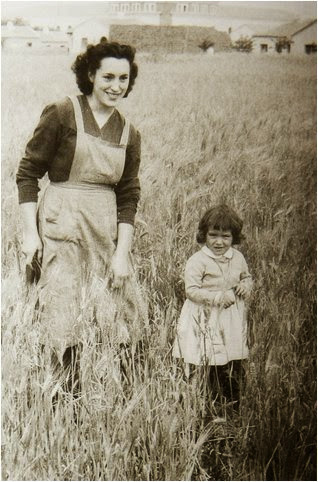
[{"xmin": 16, "ymin": 95, "xmax": 141, "ymax": 226}]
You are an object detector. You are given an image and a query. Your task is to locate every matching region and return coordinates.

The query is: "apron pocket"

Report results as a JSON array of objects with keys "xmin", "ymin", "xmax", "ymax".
[
  {"xmin": 40, "ymin": 187, "xmax": 75, "ymax": 242},
  {"xmin": 42, "ymin": 186, "xmax": 63, "ymax": 223}
]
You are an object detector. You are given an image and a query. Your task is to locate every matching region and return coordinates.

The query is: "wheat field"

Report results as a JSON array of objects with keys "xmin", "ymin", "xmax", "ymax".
[{"xmin": 1, "ymin": 51, "xmax": 317, "ymax": 481}]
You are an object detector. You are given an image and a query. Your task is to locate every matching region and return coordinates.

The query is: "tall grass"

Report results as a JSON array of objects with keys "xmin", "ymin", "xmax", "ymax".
[{"xmin": 2, "ymin": 51, "xmax": 316, "ymax": 480}]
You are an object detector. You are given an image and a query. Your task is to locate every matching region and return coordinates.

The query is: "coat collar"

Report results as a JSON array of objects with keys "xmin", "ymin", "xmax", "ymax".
[{"xmin": 201, "ymin": 245, "xmax": 233, "ymax": 260}]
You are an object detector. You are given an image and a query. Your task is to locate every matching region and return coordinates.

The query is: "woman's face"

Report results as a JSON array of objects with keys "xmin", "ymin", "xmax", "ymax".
[{"xmin": 89, "ymin": 57, "xmax": 130, "ymax": 108}]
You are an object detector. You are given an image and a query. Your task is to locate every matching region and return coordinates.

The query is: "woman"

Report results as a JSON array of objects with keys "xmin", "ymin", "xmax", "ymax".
[{"xmin": 16, "ymin": 41, "xmax": 143, "ymax": 377}]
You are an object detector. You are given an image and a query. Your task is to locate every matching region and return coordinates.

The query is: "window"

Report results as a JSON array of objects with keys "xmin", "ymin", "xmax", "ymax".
[
  {"xmin": 305, "ymin": 43, "xmax": 317, "ymax": 54},
  {"xmin": 260, "ymin": 43, "xmax": 268, "ymax": 53}
]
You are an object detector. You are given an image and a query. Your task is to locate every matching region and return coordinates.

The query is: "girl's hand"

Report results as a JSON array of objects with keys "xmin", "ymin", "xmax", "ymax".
[
  {"xmin": 213, "ymin": 290, "xmax": 235, "ymax": 308},
  {"xmin": 235, "ymin": 281, "xmax": 250, "ymax": 299},
  {"xmin": 22, "ymin": 232, "xmax": 43, "ymax": 266},
  {"xmin": 110, "ymin": 251, "xmax": 130, "ymax": 289},
  {"xmin": 221, "ymin": 289, "xmax": 236, "ymax": 308}
]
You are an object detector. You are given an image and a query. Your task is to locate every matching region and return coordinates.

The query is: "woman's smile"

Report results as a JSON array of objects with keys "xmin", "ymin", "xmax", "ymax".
[{"xmin": 106, "ymin": 91, "xmax": 121, "ymax": 99}]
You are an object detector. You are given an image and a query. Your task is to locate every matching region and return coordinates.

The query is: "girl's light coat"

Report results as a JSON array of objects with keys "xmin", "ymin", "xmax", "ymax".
[{"xmin": 173, "ymin": 246, "xmax": 253, "ymax": 366}]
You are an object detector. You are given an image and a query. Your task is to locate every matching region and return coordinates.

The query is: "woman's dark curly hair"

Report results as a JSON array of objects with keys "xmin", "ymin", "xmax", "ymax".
[
  {"xmin": 196, "ymin": 204, "xmax": 244, "ymax": 245},
  {"xmin": 71, "ymin": 40, "xmax": 138, "ymax": 97}
]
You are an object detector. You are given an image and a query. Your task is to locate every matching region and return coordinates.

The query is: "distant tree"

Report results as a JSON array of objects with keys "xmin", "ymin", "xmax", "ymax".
[
  {"xmin": 198, "ymin": 39, "xmax": 215, "ymax": 52},
  {"xmin": 232, "ymin": 36, "xmax": 253, "ymax": 53},
  {"xmin": 100, "ymin": 36, "xmax": 108, "ymax": 43},
  {"xmin": 14, "ymin": 17, "xmax": 28, "ymax": 26},
  {"xmin": 275, "ymin": 37, "xmax": 291, "ymax": 53}
]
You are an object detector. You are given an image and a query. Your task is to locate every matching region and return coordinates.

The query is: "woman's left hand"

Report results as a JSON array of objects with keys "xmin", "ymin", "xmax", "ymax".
[{"xmin": 110, "ymin": 251, "xmax": 130, "ymax": 289}]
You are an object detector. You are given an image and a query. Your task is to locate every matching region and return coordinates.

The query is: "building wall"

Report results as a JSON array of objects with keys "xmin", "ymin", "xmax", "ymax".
[
  {"xmin": 252, "ymin": 36, "xmax": 277, "ymax": 54},
  {"xmin": 106, "ymin": 2, "xmax": 159, "ymax": 14},
  {"xmin": 2, "ymin": 37, "xmax": 42, "ymax": 51},
  {"xmin": 291, "ymin": 22, "xmax": 317, "ymax": 54},
  {"xmin": 114, "ymin": 13, "xmax": 161, "ymax": 25},
  {"xmin": 41, "ymin": 41, "xmax": 70, "ymax": 52}
]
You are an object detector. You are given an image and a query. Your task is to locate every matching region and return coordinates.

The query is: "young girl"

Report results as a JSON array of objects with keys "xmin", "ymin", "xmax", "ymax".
[{"xmin": 173, "ymin": 204, "xmax": 253, "ymax": 404}]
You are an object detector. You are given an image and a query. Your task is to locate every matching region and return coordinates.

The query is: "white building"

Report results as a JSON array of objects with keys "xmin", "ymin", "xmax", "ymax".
[
  {"xmin": 291, "ymin": 19, "xmax": 317, "ymax": 55},
  {"xmin": 252, "ymin": 18, "xmax": 317, "ymax": 55},
  {"xmin": 69, "ymin": 1, "xmax": 295, "ymax": 53},
  {"xmin": 1, "ymin": 21, "xmax": 71, "ymax": 52},
  {"xmin": 1, "ymin": 22, "xmax": 41, "ymax": 50},
  {"xmin": 71, "ymin": 18, "xmax": 111, "ymax": 52},
  {"xmin": 104, "ymin": 1, "xmax": 292, "ymax": 32}
]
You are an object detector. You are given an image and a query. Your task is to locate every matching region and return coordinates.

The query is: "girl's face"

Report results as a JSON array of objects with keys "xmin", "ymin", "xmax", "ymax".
[
  {"xmin": 89, "ymin": 57, "xmax": 130, "ymax": 109},
  {"xmin": 206, "ymin": 227, "xmax": 233, "ymax": 256}
]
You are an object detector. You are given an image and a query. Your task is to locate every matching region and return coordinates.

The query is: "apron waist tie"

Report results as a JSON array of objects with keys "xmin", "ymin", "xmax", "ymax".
[{"xmin": 50, "ymin": 181, "xmax": 114, "ymax": 192}]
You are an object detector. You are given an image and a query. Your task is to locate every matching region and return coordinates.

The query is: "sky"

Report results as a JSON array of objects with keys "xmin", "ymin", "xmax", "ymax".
[{"xmin": 1, "ymin": 0, "xmax": 317, "ymax": 21}]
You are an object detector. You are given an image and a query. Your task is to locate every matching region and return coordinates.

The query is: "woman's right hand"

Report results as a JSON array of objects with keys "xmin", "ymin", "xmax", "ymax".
[{"xmin": 22, "ymin": 232, "xmax": 43, "ymax": 266}]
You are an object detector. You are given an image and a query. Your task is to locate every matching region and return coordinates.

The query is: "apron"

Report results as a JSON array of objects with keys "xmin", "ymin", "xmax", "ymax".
[{"xmin": 37, "ymin": 96, "xmax": 146, "ymax": 360}]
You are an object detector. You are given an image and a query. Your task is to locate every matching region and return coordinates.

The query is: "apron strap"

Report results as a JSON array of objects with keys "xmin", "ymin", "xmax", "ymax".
[
  {"xmin": 119, "ymin": 120, "xmax": 131, "ymax": 147},
  {"xmin": 69, "ymin": 96, "xmax": 130, "ymax": 146},
  {"xmin": 68, "ymin": 95, "xmax": 85, "ymax": 133}
]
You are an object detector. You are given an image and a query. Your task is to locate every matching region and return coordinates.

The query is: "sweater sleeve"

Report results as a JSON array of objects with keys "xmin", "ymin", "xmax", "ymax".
[
  {"xmin": 16, "ymin": 103, "xmax": 60, "ymax": 203},
  {"xmin": 185, "ymin": 255, "xmax": 221, "ymax": 305},
  {"xmin": 114, "ymin": 126, "xmax": 141, "ymax": 226},
  {"xmin": 239, "ymin": 254, "xmax": 253, "ymax": 294}
]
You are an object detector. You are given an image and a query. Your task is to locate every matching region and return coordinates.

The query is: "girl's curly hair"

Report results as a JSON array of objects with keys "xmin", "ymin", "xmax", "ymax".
[
  {"xmin": 196, "ymin": 204, "xmax": 244, "ymax": 245},
  {"xmin": 71, "ymin": 40, "xmax": 138, "ymax": 97}
]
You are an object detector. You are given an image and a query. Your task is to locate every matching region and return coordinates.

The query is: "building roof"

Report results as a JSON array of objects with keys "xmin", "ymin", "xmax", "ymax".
[
  {"xmin": 1, "ymin": 25, "xmax": 40, "ymax": 39},
  {"xmin": 291, "ymin": 18, "xmax": 317, "ymax": 37},
  {"xmin": 253, "ymin": 18, "xmax": 317, "ymax": 38},
  {"xmin": 232, "ymin": 23, "xmax": 271, "ymax": 34}
]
